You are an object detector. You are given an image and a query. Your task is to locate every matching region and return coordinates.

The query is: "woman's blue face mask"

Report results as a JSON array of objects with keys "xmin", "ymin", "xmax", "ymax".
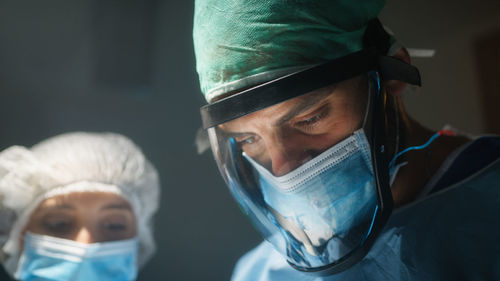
[{"xmin": 15, "ymin": 232, "xmax": 138, "ymax": 281}]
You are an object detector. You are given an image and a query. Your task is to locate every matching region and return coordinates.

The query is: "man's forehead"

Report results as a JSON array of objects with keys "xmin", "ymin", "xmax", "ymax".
[{"xmin": 219, "ymin": 84, "xmax": 336, "ymax": 132}]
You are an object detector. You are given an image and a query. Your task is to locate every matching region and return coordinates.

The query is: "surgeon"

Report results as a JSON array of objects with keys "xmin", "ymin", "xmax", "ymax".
[
  {"xmin": 0, "ymin": 132, "xmax": 160, "ymax": 281},
  {"xmin": 192, "ymin": 0, "xmax": 500, "ymax": 280}
]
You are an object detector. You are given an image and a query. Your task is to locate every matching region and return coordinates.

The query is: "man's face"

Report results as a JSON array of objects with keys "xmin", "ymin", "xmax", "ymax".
[{"xmin": 220, "ymin": 75, "xmax": 369, "ymax": 176}]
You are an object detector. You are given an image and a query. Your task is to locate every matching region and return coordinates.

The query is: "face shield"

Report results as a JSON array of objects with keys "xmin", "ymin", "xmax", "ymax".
[{"xmin": 200, "ymin": 47, "xmax": 420, "ymax": 275}]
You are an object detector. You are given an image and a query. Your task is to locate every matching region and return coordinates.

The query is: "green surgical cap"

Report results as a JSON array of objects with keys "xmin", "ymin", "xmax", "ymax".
[{"xmin": 193, "ymin": 0, "xmax": 387, "ymax": 102}]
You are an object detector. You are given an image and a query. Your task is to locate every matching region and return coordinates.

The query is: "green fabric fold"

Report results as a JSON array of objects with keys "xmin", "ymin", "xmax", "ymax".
[{"xmin": 193, "ymin": 0, "xmax": 386, "ymax": 101}]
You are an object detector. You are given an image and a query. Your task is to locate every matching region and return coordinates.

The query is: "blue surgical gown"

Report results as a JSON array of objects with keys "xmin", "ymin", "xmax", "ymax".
[{"xmin": 231, "ymin": 136, "xmax": 500, "ymax": 281}]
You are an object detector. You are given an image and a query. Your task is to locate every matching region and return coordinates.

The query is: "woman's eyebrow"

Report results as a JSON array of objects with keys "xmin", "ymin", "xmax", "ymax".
[
  {"xmin": 100, "ymin": 203, "xmax": 132, "ymax": 211},
  {"xmin": 38, "ymin": 201, "xmax": 75, "ymax": 210}
]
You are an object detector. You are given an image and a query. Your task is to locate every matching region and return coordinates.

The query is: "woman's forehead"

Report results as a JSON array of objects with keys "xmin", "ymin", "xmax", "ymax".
[{"xmin": 38, "ymin": 192, "xmax": 131, "ymax": 210}]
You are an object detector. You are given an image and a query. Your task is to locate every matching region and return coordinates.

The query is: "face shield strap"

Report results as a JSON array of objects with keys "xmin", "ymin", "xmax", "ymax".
[
  {"xmin": 200, "ymin": 49, "xmax": 420, "ymax": 129},
  {"xmin": 378, "ymin": 56, "xmax": 421, "ymax": 86}
]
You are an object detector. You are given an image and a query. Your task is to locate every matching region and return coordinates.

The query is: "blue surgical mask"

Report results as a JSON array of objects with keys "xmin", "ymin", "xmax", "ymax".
[
  {"xmin": 15, "ymin": 232, "xmax": 138, "ymax": 281},
  {"xmin": 244, "ymin": 129, "xmax": 380, "ymax": 261}
]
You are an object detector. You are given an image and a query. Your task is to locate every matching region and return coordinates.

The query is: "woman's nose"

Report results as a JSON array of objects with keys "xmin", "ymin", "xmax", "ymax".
[{"xmin": 74, "ymin": 228, "xmax": 95, "ymax": 244}]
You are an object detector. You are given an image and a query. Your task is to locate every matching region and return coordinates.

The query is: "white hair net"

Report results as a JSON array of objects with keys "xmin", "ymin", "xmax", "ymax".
[{"xmin": 0, "ymin": 132, "xmax": 160, "ymax": 275}]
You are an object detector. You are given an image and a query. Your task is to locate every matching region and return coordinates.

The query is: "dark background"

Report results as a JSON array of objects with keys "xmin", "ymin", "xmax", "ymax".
[{"xmin": 0, "ymin": 1, "xmax": 498, "ymax": 280}]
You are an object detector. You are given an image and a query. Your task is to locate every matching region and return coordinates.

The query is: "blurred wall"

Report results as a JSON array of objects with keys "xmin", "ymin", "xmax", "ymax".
[
  {"xmin": 381, "ymin": 0, "xmax": 500, "ymax": 135},
  {"xmin": 0, "ymin": 1, "xmax": 261, "ymax": 280},
  {"xmin": 0, "ymin": 1, "xmax": 498, "ymax": 281}
]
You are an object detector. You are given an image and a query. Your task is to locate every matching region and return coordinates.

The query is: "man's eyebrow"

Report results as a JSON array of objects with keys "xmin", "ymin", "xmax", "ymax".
[
  {"xmin": 219, "ymin": 130, "xmax": 253, "ymax": 140},
  {"xmin": 275, "ymin": 88, "xmax": 333, "ymax": 126}
]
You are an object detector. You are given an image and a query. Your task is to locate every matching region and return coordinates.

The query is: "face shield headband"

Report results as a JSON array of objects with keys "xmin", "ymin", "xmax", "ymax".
[
  {"xmin": 200, "ymin": 18, "xmax": 421, "ymax": 129},
  {"xmin": 200, "ymin": 45, "xmax": 421, "ymax": 130}
]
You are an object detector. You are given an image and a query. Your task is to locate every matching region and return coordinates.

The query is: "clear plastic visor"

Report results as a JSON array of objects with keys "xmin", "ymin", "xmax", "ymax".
[{"xmin": 208, "ymin": 73, "xmax": 381, "ymax": 270}]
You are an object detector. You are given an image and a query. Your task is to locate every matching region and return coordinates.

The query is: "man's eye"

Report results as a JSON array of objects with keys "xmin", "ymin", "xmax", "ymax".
[
  {"xmin": 241, "ymin": 137, "xmax": 255, "ymax": 144},
  {"xmin": 294, "ymin": 106, "xmax": 330, "ymax": 130},
  {"xmin": 235, "ymin": 135, "xmax": 258, "ymax": 145},
  {"xmin": 296, "ymin": 112, "xmax": 326, "ymax": 127},
  {"xmin": 299, "ymin": 114, "xmax": 322, "ymax": 125}
]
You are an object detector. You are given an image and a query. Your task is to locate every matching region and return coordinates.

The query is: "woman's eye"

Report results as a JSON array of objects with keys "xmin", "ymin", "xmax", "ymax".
[
  {"xmin": 103, "ymin": 222, "xmax": 127, "ymax": 232},
  {"xmin": 42, "ymin": 220, "xmax": 72, "ymax": 234},
  {"xmin": 101, "ymin": 215, "xmax": 132, "ymax": 235},
  {"xmin": 98, "ymin": 213, "xmax": 135, "ymax": 241}
]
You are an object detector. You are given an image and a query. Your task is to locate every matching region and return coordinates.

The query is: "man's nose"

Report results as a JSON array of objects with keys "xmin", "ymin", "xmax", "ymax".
[{"xmin": 266, "ymin": 136, "xmax": 312, "ymax": 176}]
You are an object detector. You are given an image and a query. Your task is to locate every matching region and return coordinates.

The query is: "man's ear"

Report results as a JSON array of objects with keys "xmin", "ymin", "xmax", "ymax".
[{"xmin": 383, "ymin": 47, "xmax": 411, "ymax": 97}]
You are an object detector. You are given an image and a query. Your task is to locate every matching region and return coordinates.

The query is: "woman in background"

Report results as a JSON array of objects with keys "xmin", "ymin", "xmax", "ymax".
[{"xmin": 0, "ymin": 132, "xmax": 160, "ymax": 281}]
